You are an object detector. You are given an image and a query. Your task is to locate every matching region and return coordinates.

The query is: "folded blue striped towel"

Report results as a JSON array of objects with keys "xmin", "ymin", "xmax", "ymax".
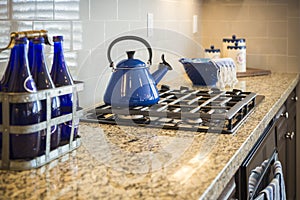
[
  {"xmin": 251, "ymin": 160, "xmax": 286, "ymax": 200},
  {"xmin": 258, "ymin": 161, "xmax": 286, "ymax": 200},
  {"xmin": 249, "ymin": 159, "xmax": 269, "ymax": 197}
]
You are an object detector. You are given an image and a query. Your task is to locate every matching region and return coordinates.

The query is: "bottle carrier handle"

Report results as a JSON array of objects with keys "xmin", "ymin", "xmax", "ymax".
[{"xmin": 0, "ymin": 30, "xmax": 51, "ymax": 52}]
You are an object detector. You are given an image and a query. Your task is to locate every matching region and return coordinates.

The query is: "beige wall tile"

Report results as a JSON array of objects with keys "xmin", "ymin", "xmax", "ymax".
[
  {"xmin": 201, "ymin": 4, "xmax": 249, "ymax": 21},
  {"xmin": 201, "ymin": 21, "xmax": 232, "ymax": 38},
  {"xmin": 246, "ymin": 38, "xmax": 287, "ymax": 55},
  {"xmin": 246, "ymin": 54, "xmax": 268, "ymax": 69},
  {"xmin": 230, "ymin": 21, "xmax": 268, "ymax": 37},
  {"xmin": 288, "ymin": 56, "xmax": 300, "ymax": 73},
  {"xmin": 249, "ymin": 5, "xmax": 287, "ymax": 21},
  {"xmin": 288, "ymin": 0, "xmax": 300, "ymax": 17},
  {"xmin": 267, "ymin": 55, "xmax": 288, "ymax": 72},
  {"xmin": 268, "ymin": 55, "xmax": 288, "ymax": 66},
  {"xmin": 268, "ymin": 21, "xmax": 288, "ymax": 38},
  {"xmin": 288, "ymin": 18, "xmax": 300, "ymax": 57}
]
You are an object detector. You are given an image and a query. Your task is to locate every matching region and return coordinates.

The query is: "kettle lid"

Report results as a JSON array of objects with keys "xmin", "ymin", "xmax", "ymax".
[{"xmin": 116, "ymin": 51, "xmax": 146, "ymax": 69}]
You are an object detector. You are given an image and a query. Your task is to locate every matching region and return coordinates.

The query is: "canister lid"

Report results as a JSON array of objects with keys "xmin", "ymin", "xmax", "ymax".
[
  {"xmin": 223, "ymin": 35, "xmax": 246, "ymax": 43},
  {"xmin": 227, "ymin": 42, "xmax": 246, "ymax": 50},
  {"xmin": 205, "ymin": 45, "xmax": 221, "ymax": 53}
]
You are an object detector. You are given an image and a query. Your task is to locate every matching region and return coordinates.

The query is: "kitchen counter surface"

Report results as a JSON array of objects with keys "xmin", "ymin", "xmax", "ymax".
[{"xmin": 0, "ymin": 72, "xmax": 299, "ymax": 200}]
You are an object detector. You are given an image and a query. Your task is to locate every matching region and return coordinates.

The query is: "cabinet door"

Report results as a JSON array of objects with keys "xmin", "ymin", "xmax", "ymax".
[
  {"xmin": 276, "ymin": 115, "xmax": 287, "ymax": 181},
  {"xmin": 286, "ymin": 118, "xmax": 296, "ymax": 200},
  {"xmin": 277, "ymin": 91, "xmax": 297, "ymax": 200},
  {"xmin": 285, "ymin": 90, "xmax": 297, "ymax": 200}
]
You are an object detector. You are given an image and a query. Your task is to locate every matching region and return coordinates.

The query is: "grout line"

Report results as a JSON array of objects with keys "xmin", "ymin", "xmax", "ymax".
[
  {"xmin": 70, "ymin": 21, "xmax": 73, "ymax": 50},
  {"xmin": 53, "ymin": 0, "xmax": 55, "ymax": 20},
  {"xmin": 89, "ymin": 0, "xmax": 91, "ymax": 20},
  {"xmin": 116, "ymin": 0, "xmax": 119, "ymax": 20},
  {"xmin": 8, "ymin": 0, "xmax": 12, "ymax": 20}
]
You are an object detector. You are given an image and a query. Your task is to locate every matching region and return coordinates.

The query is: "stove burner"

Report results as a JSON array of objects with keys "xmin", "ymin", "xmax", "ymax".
[{"xmin": 81, "ymin": 85, "xmax": 264, "ymax": 134}]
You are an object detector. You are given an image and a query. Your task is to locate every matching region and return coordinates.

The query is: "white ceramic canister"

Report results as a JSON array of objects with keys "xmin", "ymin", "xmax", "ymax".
[
  {"xmin": 204, "ymin": 45, "xmax": 221, "ymax": 59},
  {"xmin": 227, "ymin": 43, "xmax": 246, "ymax": 72},
  {"xmin": 222, "ymin": 35, "xmax": 246, "ymax": 57}
]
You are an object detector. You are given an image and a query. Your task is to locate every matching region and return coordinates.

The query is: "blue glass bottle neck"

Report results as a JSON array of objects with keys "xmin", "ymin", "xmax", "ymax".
[
  {"xmin": 32, "ymin": 42, "xmax": 47, "ymax": 72},
  {"xmin": 51, "ymin": 41, "xmax": 74, "ymax": 86},
  {"xmin": 53, "ymin": 41, "xmax": 65, "ymax": 63},
  {"xmin": 15, "ymin": 43, "xmax": 30, "ymax": 75},
  {"xmin": 8, "ymin": 42, "xmax": 37, "ymax": 93}
]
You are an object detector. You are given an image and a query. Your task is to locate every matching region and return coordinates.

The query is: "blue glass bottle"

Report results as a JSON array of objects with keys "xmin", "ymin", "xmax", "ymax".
[
  {"xmin": 50, "ymin": 36, "xmax": 78, "ymax": 144},
  {"xmin": 7, "ymin": 37, "xmax": 42, "ymax": 159},
  {"xmin": 31, "ymin": 37, "xmax": 61, "ymax": 153},
  {"xmin": 0, "ymin": 46, "xmax": 16, "ymax": 157}
]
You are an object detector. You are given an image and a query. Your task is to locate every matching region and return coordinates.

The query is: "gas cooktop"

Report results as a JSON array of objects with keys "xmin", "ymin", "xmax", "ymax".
[{"xmin": 81, "ymin": 85, "xmax": 264, "ymax": 134}]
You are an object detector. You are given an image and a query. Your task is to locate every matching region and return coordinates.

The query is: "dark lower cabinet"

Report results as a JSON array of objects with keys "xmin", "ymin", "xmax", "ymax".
[
  {"xmin": 220, "ymin": 86, "xmax": 298, "ymax": 200},
  {"xmin": 277, "ymin": 90, "xmax": 297, "ymax": 200},
  {"xmin": 286, "ymin": 118, "xmax": 296, "ymax": 200}
]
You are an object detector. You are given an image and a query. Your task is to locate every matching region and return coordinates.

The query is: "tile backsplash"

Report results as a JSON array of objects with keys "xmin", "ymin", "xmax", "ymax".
[
  {"xmin": 0, "ymin": 0, "xmax": 299, "ymax": 108},
  {"xmin": 200, "ymin": 0, "xmax": 300, "ymax": 73}
]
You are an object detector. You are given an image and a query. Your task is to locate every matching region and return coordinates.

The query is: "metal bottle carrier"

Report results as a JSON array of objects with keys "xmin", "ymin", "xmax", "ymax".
[
  {"xmin": 0, "ymin": 30, "xmax": 84, "ymax": 170},
  {"xmin": 0, "ymin": 81, "xmax": 84, "ymax": 170}
]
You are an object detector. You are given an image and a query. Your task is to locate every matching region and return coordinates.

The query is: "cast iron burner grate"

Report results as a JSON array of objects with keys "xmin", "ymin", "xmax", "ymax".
[{"xmin": 81, "ymin": 85, "xmax": 264, "ymax": 134}]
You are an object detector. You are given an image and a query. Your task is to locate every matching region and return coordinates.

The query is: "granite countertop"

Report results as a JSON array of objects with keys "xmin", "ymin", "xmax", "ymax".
[{"xmin": 0, "ymin": 72, "xmax": 299, "ymax": 200}]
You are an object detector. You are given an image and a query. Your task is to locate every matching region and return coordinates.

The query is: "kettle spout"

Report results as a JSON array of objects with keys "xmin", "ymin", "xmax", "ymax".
[{"xmin": 152, "ymin": 54, "xmax": 172, "ymax": 84}]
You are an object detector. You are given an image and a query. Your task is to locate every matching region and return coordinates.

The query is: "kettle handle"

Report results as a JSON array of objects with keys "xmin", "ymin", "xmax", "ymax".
[{"xmin": 107, "ymin": 35, "xmax": 153, "ymax": 68}]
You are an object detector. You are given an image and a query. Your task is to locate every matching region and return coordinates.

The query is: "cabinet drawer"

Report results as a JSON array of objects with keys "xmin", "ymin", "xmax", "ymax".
[
  {"xmin": 276, "ymin": 116, "xmax": 288, "ymax": 149},
  {"xmin": 275, "ymin": 105, "xmax": 288, "ymax": 148},
  {"xmin": 286, "ymin": 90, "xmax": 297, "ymax": 117}
]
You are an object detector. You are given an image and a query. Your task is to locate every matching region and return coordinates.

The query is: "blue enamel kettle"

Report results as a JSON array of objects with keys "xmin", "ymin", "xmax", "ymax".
[{"xmin": 103, "ymin": 36, "xmax": 172, "ymax": 107}]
